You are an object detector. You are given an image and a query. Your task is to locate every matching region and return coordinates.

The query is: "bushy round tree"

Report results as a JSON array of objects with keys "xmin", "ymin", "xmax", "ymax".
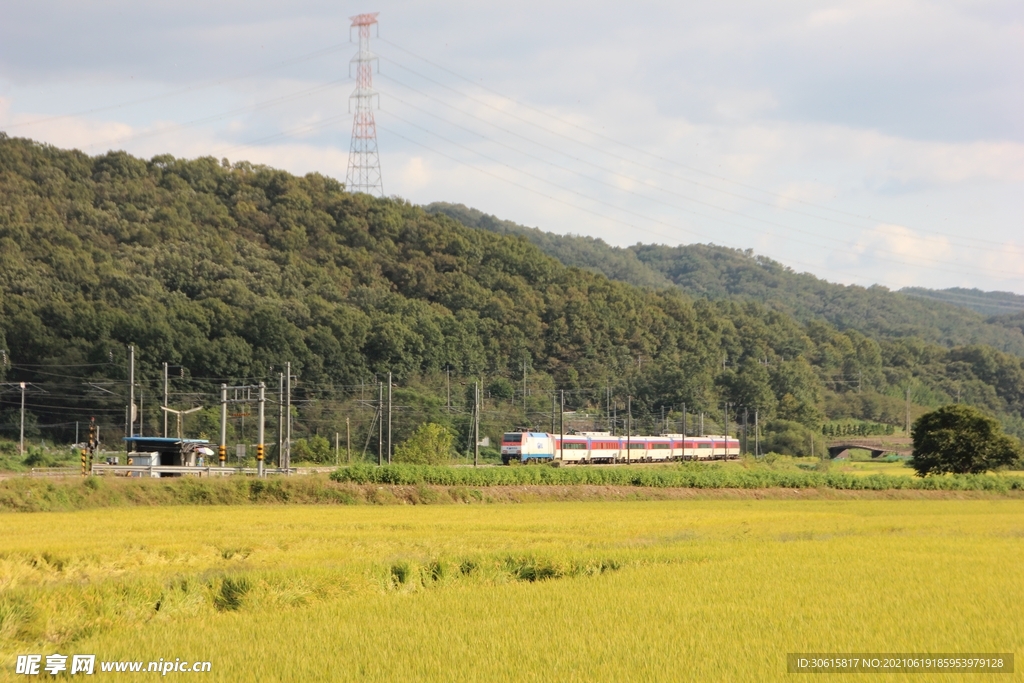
[
  {"xmin": 394, "ymin": 423, "xmax": 454, "ymax": 465},
  {"xmin": 910, "ymin": 405, "xmax": 1022, "ymax": 476}
]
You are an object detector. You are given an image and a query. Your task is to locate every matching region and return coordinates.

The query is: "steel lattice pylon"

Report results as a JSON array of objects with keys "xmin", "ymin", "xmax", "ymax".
[{"xmin": 345, "ymin": 12, "xmax": 384, "ymax": 196}]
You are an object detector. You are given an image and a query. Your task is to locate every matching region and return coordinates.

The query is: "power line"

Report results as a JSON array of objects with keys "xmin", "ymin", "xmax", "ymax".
[
  {"xmin": 377, "ymin": 119, "xmax": 1024, "ymax": 281},
  {"xmin": 378, "ymin": 37, "xmax": 1014, "ymax": 251},
  {"xmin": 378, "ymin": 92, "xmax": 1019, "ymax": 274},
  {"xmin": 82, "ymin": 78, "xmax": 352, "ymax": 153},
  {"xmin": 3, "ymin": 41, "xmax": 354, "ymax": 131}
]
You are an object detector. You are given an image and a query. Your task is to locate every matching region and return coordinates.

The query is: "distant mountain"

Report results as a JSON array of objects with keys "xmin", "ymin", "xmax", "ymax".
[
  {"xmin": 425, "ymin": 203, "xmax": 672, "ymax": 290},
  {"xmin": 899, "ymin": 287, "xmax": 1024, "ymax": 317},
  {"xmin": 428, "ymin": 203, "xmax": 1024, "ymax": 357}
]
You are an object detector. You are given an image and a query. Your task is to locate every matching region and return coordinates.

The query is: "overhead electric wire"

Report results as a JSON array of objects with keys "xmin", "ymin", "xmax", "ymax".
[
  {"xmin": 3, "ymin": 41, "xmax": 354, "ymax": 131},
  {"xmin": 379, "ymin": 93, "xmax": 1020, "ymax": 275},
  {"xmin": 85, "ymin": 77, "xmax": 352, "ymax": 153},
  {"xmin": 377, "ymin": 122, "xmax": 869, "ymax": 283},
  {"xmin": 379, "ymin": 38, "xmax": 1014, "ymax": 251},
  {"xmin": 378, "ymin": 112, "xmax": 1023, "ymax": 281},
  {"xmin": 2, "ymin": 35, "xmax": 1018, "ymax": 290},
  {"xmin": 378, "ymin": 75, "xmax": 1018, "ymax": 264},
  {"xmin": 899, "ymin": 290, "xmax": 1024, "ymax": 312},
  {"xmin": 213, "ymin": 113, "xmax": 351, "ymax": 156}
]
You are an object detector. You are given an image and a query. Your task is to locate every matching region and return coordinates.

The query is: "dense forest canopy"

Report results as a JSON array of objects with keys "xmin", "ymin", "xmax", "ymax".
[
  {"xmin": 429, "ymin": 203, "xmax": 1024, "ymax": 356},
  {"xmin": 1, "ymin": 135, "xmax": 1024, "ymax": 459}
]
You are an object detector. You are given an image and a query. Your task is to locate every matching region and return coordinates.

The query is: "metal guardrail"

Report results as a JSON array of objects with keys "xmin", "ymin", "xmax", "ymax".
[
  {"xmin": 27, "ymin": 467, "xmax": 79, "ymax": 477},
  {"xmin": 90, "ymin": 465, "xmax": 294, "ymax": 477}
]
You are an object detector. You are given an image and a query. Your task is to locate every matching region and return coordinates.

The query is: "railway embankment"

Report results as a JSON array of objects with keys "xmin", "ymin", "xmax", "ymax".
[{"xmin": 1, "ymin": 464, "xmax": 1022, "ymax": 512}]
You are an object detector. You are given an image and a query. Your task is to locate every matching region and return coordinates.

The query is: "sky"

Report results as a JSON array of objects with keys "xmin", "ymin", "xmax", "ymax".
[{"xmin": 1, "ymin": 1, "xmax": 1022, "ymax": 296}]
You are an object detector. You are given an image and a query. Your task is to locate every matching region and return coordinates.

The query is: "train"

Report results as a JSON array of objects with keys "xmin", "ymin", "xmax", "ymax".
[{"xmin": 501, "ymin": 431, "xmax": 741, "ymax": 465}]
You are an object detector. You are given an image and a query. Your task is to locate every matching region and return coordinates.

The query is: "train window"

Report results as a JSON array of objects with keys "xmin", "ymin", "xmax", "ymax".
[{"xmin": 502, "ymin": 433, "xmax": 523, "ymax": 443}]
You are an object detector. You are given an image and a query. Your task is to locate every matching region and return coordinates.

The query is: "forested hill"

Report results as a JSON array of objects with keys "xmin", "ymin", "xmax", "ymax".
[
  {"xmin": 426, "ymin": 202, "xmax": 673, "ymax": 290},
  {"xmin": 899, "ymin": 287, "xmax": 1024, "ymax": 317},
  {"xmin": 428, "ymin": 203, "xmax": 1024, "ymax": 357},
  {"xmin": 1, "ymin": 135, "xmax": 1024, "ymax": 453}
]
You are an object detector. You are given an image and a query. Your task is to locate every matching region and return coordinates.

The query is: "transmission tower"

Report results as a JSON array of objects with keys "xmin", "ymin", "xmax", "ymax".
[{"xmin": 345, "ymin": 12, "xmax": 384, "ymax": 196}]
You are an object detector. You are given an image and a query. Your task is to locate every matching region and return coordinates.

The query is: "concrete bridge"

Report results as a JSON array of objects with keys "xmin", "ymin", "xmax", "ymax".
[{"xmin": 826, "ymin": 437, "xmax": 913, "ymax": 459}]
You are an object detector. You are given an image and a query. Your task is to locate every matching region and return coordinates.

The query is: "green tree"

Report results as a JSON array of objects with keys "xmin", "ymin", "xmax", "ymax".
[
  {"xmin": 292, "ymin": 435, "xmax": 332, "ymax": 463},
  {"xmin": 393, "ymin": 423, "xmax": 454, "ymax": 465},
  {"xmin": 910, "ymin": 405, "xmax": 1022, "ymax": 475}
]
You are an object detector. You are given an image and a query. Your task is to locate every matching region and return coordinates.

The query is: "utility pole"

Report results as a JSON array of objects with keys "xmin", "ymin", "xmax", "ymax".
[
  {"xmin": 606, "ymin": 386, "xmax": 611, "ymax": 432},
  {"xmin": 278, "ymin": 373, "xmax": 284, "ymax": 466},
  {"xmin": 682, "ymin": 403, "xmax": 687, "ymax": 437},
  {"xmin": 559, "ymin": 389, "xmax": 564, "ymax": 463},
  {"xmin": 743, "ymin": 408, "xmax": 748, "ymax": 455},
  {"xmin": 387, "ymin": 371, "xmax": 392, "ymax": 465},
  {"xmin": 346, "ymin": 417, "xmax": 351, "ymax": 464},
  {"xmin": 523, "ymin": 358, "xmax": 528, "ymax": 418},
  {"xmin": 219, "ymin": 384, "xmax": 228, "ymax": 466},
  {"xmin": 905, "ymin": 385, "xmax": 911, "ymax": 436},
  {"xmin": 446, "ymin": 365, "xmax": 451, "ymax": 414},
  {"xmin": 474, "ymin": 381, "xmax": 480, "ymax": 467},
  {"xmin": 755, "ymin": 409, "xmax": 760, "ymax": 457},
  {"xmin": 378, "ymin": 381, "xmax": 383, "ymax": 466},
  {"xmin": 257, "ymin": 382, "xmax": 265, "ymax": 477},
  {"xmin": 724, "ymin": 403, "xmax": 729, "ymax": 439},
  {"xmin": 161, "ymin": 405, "xmax": 200, "ymax": 443},
  {"xmin": 19, "ymin": 382, "xmax": 25, "ymax": 457},
  {"xmin": 345, "ymin": 13, "xmax": 384, "ymax": 195},
  {"xmin": 626, "ymin": 395, "xmax": 632, "ymax": 465},
  {"xmin": 284, "ymin": 362, "xmax": 292, "ymax": 470},
  {"xmin": 335, "ymin": 431, "xmax": 340, "ymax": 466},
  {"xmin": 163, "ymin": 362, "xmax": 169, "ymax": 438},
  {"xmin": 127, "ymin": 344, "xmax": 135, "ymax": 438},
  {"xmin": 551, "ymin": 392, "xmax": 555, "ymax": 433}
]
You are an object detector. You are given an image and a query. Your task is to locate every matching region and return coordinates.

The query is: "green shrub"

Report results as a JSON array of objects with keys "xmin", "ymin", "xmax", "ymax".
[
  {"xmin": 329, "ymin": 463, "xmax": 1024, "ymax": 492},
  {"xmin": 393, "ymin": 423, "xmax": 454, "ymax": 465},
  {"xmin": 292, "ymin": 435, "xmax": 332, "ymax": 463}
]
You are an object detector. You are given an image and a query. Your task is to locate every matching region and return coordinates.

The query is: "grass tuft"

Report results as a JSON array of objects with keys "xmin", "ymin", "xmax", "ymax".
[{"xmin": 214, "ymin": 576, "xmax": 251, "ymax": 612}]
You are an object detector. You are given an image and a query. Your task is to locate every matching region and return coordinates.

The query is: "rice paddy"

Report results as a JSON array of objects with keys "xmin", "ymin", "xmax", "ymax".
[{"xmin": 2, "ymin": 499, "xmax": 1022, "ymax": 681}]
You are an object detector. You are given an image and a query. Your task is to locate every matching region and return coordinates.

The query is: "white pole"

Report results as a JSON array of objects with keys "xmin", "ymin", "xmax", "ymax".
[
  {"xmin": 128, "ymin": 345, "xmax": 135, "ymax": 437},
  {"xmin": 257, "ymin": 382, "xmax": 265, "ymax": 477},
  {"xmin": 19, "ymin": 382, "xmax": 26, "ymax": 457},
  {"xmin": 285, "ymin": 362, "xmax": 292, "ymax": 470},
  {"xmin": 387, "ymin": 371, "xmax": 392, "ymax": 465},
  {"xmin": 163, "ymin": 362, "xmax": 169, "ymax": 438},
  {"xmin": 278, "ymin": 373, "xmax": 284, "ymax": 465},
  {"xmin": 219, "ymin": 384, "xmax": 227, "ymax": 466}
]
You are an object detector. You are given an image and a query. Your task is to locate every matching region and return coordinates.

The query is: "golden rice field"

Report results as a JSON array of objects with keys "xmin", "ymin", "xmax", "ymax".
[{"xmin": 2, "ymin": 499, "xmax": 1022, "ymax": 681}]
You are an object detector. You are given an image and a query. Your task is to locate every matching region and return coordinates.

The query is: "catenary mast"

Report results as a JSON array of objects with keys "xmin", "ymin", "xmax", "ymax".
[{"xmin": 345, "ymin": 13, "xmax": 384, "ymax": 196}]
